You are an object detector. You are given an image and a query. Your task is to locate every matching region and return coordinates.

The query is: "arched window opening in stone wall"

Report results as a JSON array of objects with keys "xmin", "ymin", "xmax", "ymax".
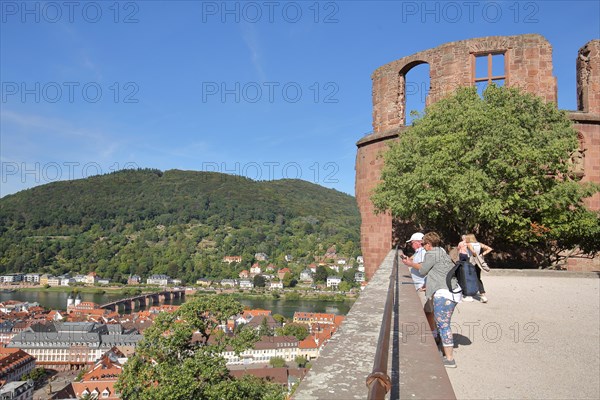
[
  {"xmin": 402, "ymin": 63, "xmax": 431, "ymax": 125},
  {"xmin": 393, "ymin": 60, "xmax": 429, "ymax": 126}
]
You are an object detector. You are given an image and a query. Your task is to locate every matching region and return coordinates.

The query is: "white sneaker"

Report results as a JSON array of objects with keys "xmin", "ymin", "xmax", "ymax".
[
  {"xmin": 462, "ymin": 296, "xmax": 474, "ymax": 302},
  {"xmin": 480, "ymin": 295, "xmax": 488, "ymax": 303}
]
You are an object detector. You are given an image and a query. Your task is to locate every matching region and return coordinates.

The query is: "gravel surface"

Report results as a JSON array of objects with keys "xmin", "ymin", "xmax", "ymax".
[{"xmin": 446, "ymin": 274, "xmax": 600, "ymax": 400}]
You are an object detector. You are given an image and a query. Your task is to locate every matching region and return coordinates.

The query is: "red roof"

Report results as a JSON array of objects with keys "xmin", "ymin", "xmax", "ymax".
[
  {"xmin": 242, "ymin": 309, "xmax": 272, "ymax": 319},
  {"xmin": 229, "ymin": 367, "xmax": 288, "ymax": 386},
  {"xmin": 0, "ymin": 348, "xmax": 35, "ymax": 376},
  {"xmin": 299, "ymin": 335, "xmax": 318, "ymax": 349}
]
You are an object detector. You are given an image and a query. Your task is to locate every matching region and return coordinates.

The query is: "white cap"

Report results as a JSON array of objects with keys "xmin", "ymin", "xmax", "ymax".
[{"xmin": 406, "ymin": 232, "xmax": 424, "ymax": 243}]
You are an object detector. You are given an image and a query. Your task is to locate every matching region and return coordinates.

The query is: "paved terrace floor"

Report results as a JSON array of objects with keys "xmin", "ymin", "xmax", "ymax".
[
  {"xmin": 446, "ymin": 271, "xmax": 600, "ymax": 400},
  {"xmin": 295, "ymin": 250, "xmax": 599, "ymax": 400}
]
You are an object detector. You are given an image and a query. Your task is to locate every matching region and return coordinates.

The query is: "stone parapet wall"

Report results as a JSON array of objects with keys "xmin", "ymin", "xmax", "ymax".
[{"xmin": 293, "ymin": 250, "xmax": 456, "ymax": 399}]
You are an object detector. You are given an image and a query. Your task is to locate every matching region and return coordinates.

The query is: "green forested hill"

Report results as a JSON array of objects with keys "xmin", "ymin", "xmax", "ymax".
[{"xmin": 0, "ymin": 169, "xmax": 360, "ymax": 282}]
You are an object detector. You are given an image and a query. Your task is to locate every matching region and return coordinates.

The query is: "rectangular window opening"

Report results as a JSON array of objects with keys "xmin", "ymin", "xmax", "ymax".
[{"xmin": 473, "ymin": 52, "xmax": 507, "ymax": 96}]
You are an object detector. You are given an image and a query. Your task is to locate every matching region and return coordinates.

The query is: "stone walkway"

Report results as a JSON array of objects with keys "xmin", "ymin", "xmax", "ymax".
[{"xmin": 446, "ymin": 272, "xmax": 600, "ymax": 400}]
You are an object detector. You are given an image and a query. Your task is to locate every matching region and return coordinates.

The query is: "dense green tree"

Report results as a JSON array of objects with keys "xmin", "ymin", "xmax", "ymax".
[
  {"xmin": 115, "ymin": 295, "xmax": 284, "ymax": 400},
  {"xmin": 269, "ymin": 356, "xmax": 287, "ymax": 368},
  {"xmin": 282, "ymin": 272, "xmax": 297, "ymax": 288},
  {"xmin": 372, "ymin": 85, "xmax": 600, "ymax": 267},
  {"xmin": 283, "ymin": 292, "xmax": 300, "ymax": 301},
  {"xmin": 258, "ymin": 317, "xmax": 274, "ymax": 337},
  {"xmin": 23, "ymin": 367, "xmax": 47, "ymax": 383},
  {"xmin": 294, "ymin": 355, "xmax": 308, "ymax": 368},
  {"xmin": 275, "ymin": 323, "xmax": 309, "ymax": 341},
  {"xmin": 342, "ymin": 268, "xmax": 356, "ymax": 283},
  {"xmin": 338, "ymin": 281, "xmax": 352, "ymax": 292},
  {"xmin": 253, "ymin": 274, "xmax": 266, "ymax": 288},
  {"xmin": 314, "ymin": 266, "xmax": 328, "ymax": 283},
  {"xmin": 272, "ymin": 314, "xmax": 286, "ymax": 324}
]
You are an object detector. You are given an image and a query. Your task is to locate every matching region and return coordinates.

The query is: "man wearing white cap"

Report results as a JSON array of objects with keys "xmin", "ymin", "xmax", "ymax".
[{"xmin": 401, "ymin": 232, "xmax": 436, "ymax": 334}]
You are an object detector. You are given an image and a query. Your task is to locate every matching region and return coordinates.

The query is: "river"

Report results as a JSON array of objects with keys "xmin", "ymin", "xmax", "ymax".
[{"xmin": 0, "ymin": 290, "xmax": 354, "ymax": 319}]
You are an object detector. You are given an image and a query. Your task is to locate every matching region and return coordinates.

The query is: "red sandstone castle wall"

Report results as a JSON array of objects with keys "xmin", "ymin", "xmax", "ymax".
[
  {"xmin": 572, "ymin": 120, "xmax": 600, "ymax": 212},
  {"xmin": 372, "ymin": 34, "xmax": 557, "ymax": 133},
  {"xmin": 355, "ymin": 131, "xmax": 398, "ymax": 279},
  {"xmin": 574, "ymin": 40, "xmax": 600, "ymax": 215},
  {"xmin": 577, "ymin": 40, "xmax": 600, "ymax": 114},
  {"xmin": 357, "ymin": 35, "xmax": 600, "ymax": 277}
]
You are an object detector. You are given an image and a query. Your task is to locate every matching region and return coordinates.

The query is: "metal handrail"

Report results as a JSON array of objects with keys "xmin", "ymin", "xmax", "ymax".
[{"xmin": 366, "ymin": 247, "xmax": 399, "ymax": 399}]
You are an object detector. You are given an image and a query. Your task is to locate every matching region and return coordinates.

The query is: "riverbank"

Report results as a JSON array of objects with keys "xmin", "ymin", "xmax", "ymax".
[
  {"xmin": 14, "ymin": 285, "xmax": 161, "ymax": 296},
  {"xmin": 2, "ymin": 289, "xmax": 356, "ymax": 319},
  {"xmin": 199, "ymin": 288, "xmax": 359, "ymax": 302}
]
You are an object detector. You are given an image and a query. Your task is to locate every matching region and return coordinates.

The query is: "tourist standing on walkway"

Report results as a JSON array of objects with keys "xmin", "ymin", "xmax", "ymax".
[
  {"xmin": 420, "ymin": 232, "xmax": 462, "ymax": 368},
  {"xmin": 465, "ymin": 233, "xmax": 493, "ymax": 303},
  {"xmin": 401, "ymin": 232, "xmax": 435, "ymax": 333},
  {"xmin": 457, "ymin": 234, "xmax": 476, "ymax": 302},
  {"xmin": 457, "ymin": 234, "xmax": 470, "ymax": 262}
]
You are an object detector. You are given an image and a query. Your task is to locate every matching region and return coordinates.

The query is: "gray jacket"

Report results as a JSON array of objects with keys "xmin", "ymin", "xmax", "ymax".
[{"xmin": 420, "ymin": 247, "xmax": 458, "ymax": 299}]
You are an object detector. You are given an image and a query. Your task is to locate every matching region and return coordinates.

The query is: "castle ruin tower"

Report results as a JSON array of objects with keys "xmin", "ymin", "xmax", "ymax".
[{"xmin": 356, "ymin": 34, "xmax": 599, "ymax": 277}]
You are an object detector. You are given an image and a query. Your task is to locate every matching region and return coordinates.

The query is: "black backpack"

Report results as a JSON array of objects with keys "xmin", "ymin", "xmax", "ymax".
[
  {"xmin": 453, "ymin": 260, "xmax": 479, "ymax": 296},
  {"xmin": 446, "ymin": 261, "xmax": 462, "ymax": 294}
]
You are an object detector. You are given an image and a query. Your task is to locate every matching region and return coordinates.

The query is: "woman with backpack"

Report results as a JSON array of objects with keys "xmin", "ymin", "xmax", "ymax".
[
  {"xmin": 464, "ymin": 233, "xmax": 493, "ymax": 303},
  {"xmin": 420, "ymin": 232, "xmax": 462, "ymax": 368}
]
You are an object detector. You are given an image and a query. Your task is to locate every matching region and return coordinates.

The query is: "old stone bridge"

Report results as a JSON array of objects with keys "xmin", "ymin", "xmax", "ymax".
[{"xmin": 100, "ymin": 289, "xmax": 185, "ymax": 313}]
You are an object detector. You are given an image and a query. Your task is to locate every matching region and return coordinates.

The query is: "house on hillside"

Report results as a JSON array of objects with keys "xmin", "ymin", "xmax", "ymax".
[
  {"xmin": 127, "ymin": 275, "xmax": 142, "ymax": 285},
  {"xmin": 0, "ymin": 274, "xmax": 23, "ymax": 283},
  {"xmin": 265, "ymin": 264, "xmax": 276, "ymax": 272},
  {"xmin": 146, "ymin": 275, "xmax": 170, "ymax": 285},
  {"xmin": 85, "ymin": 272, "xmax": 98, "ymax": 285},
  {"xmin": 354, "ymin": 272, "xmax": 365, "ymax": 283},
  {"xmin": 23, "ymin": 273, "xmax": 40, "ymax": 284},
  {"xmin": 221, "ymin": 279, "xmax": 237, "ymax": 288},
  {"xmin": 270, "ymin": 281, "xmax": 283, "ymax": 290},
  {"xmin": 46, "ymin": 276, "xmax": 61, "ymax": 287},
  {"xmin": 326, "ymin": 276, "xmax": 342, "ymax": 289},
  {"xmin": 255, "ymin": 253, "xmax": 268, "ymax": 261},
  {"xmin": 250, "ymin": 264, "xmax": 262, "ymax": 276},
  {"xmin": 239, "ymin": 279, "xmax": 254, "ymax": 289},
  {"xmin": 300, "ymin": 270, "xmax": 313, "ymax": 283},
  {"xmin": 324, "ymin": 246, "xmax": 337, "ymax": 260},
  {"xmin": 196, "ymin": 278, "xmax": 212, "ymax": 287},
  {"xmin": 277, "ymin": 268, "xmax": 291, "ymax": 280}
]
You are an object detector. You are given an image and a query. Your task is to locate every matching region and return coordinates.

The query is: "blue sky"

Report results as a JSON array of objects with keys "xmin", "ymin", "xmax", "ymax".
[{"xmin": 1, "ymin": 0, "xmax": 599, "ymax": 198}]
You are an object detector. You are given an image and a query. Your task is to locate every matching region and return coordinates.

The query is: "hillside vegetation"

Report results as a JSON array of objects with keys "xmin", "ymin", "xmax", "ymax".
[{"xmin": 0, "ymin": 169, "xmax": 360, "ymax": 282}]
